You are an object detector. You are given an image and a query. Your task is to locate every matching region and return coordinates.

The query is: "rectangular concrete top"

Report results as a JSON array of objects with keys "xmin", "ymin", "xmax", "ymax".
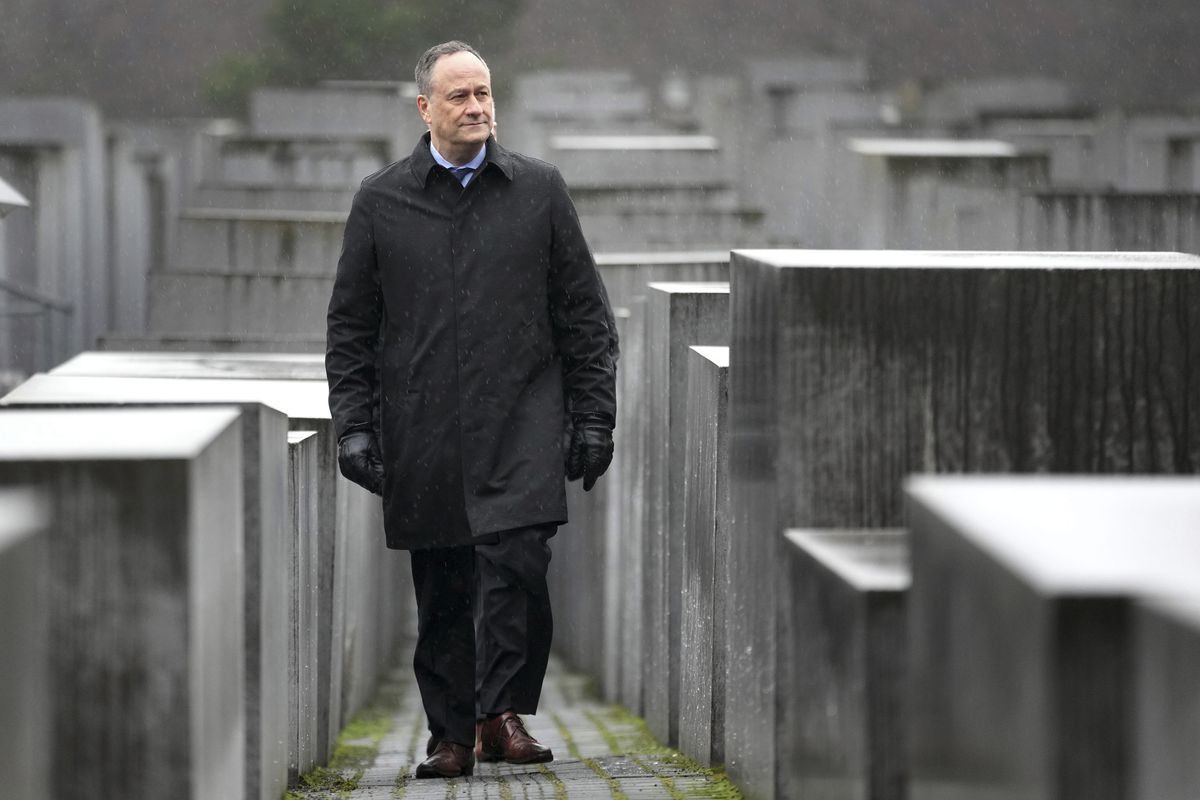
[
  {"xmin": 0, "ymin": 407, "xmax": 242, "ymax": 460},
  {"xmin": 1, "ymin": 374, "xmax": 330, "ymax": 421},
  {"xmin": 647, "ymin": 282, "xmax": 731, "ymax": 294},
  {"xmin": 690, "ymin": 346, "xmax": 729, "ymax": 368},
  {"xmin": 1139, "ymin": 595, "xmax": 1200, "ymax": 631},
  {"xmin": 847, "ymin": 138, "xmax": 1020, "ymax": 158},
  {"xmin": 907, "ymin": 477, "xmax": 1200, "ymax": 599},
  {"xmin": 181, "ymin": 208, "xmax": 346, "ymax": 224},
  {"xmin": 0, "ymin": 488, "xmax": 47, "ymax": 550},
  {"xmin": 0, "ymin": 175, "xmax": 30, "ymax": 209},
  {"xmin": 785, "ymin": 529, "xmax": 911, "ymax": 592},
  {"xmin": 733, "ymin": 249, "xmax": 1200, "ymax": 271},
  {"xmin": 53, "ymin": 351, "xmax": 326, "ymax": 381},
  {"xmin": 550, "ymin": 135, "xmax": 720, "ymax": 151},
  {"xmin": 288, "ymin": 430, "xmax": 317, "ymax": 445},
  {"xmin": 595, "ymin": 251, "xmax": 730, "ymax": 267}
]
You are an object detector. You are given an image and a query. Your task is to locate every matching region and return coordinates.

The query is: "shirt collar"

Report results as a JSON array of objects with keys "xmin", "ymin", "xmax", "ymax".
[
  {"xmin": 429, "ymin": 140, "xmax": 487, "ymax": 173},
  {"xmin": 410, "ymin": 132, "xmax": 514, "ymax": 187}
]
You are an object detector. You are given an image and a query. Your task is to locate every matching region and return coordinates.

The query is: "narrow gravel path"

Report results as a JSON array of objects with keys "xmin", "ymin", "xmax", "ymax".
[{"xmin": 288, "ymin": 643, "xmax": 740, "ymax": 799}]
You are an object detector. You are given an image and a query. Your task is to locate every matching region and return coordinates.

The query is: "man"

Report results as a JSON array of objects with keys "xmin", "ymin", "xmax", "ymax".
[{"xmin": 326, "ymin": 41, "xmax": 617, "ymax": 780}]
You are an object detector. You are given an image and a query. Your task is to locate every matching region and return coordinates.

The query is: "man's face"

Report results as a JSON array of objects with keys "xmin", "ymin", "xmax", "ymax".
[{"xmin": 417, "ymin": 51, "xmax": 494, "ymax": 162}]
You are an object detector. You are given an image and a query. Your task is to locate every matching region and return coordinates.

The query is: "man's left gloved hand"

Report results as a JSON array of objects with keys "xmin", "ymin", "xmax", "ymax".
[
  {"xmin": 565, "ymin": 412, "xmax": 614, "ymax": 492},
  {"xmin": 338, "ymin": 430, "xmax": 385, "ymax": 496}
]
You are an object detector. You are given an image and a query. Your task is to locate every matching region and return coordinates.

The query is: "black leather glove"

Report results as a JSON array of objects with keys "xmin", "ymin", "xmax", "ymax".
[
  {"xmin": 565, "ymin": 412, "xmax": 614, "ymax": 491},
  {"xmin": 337, "ymin": 430, "xmax": 384, "ymax": 496}
]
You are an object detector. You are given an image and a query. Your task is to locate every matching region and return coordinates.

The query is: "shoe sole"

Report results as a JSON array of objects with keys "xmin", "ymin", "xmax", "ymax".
[
  {"xmin": 414, "ymin": 764, "xmax": 475, "ymax": 779},
  {"xmin": 477, "ymin": 750, "xmax": 554, "ymax": 765}
]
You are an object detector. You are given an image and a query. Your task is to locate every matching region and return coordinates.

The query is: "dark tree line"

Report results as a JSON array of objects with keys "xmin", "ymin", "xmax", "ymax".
[{"xmin": 204, "ymin": 0, "xmax": 522, "ymax": 112}]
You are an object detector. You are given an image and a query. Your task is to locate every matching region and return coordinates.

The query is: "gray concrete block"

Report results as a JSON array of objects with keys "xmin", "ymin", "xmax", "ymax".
[
  {"xmin": 247, "ymin": 86, "xmax": 424, "ymax": 153},
  {"xmin": 287, "ymin": 431, "xmax": 321, "ymax": 783},
  {"xmin": 846, "ymin": 141, "xmax": 1048, "ymax": 249},
  {"xmin": 678, "ymin": 346, "xmax": 729, "ymax": 767},
  {"xmin": 0, "ymin": 98, "xmax": 109, "ymax": 362},
  {"xmin": 1, "ymin": 368, "xmax": 412, "ymax": 756},
  {"xmin": 0, "ymin": 407, "xmax": 246, "ymax": 799},
  {"xmin": 209, "ymin": 140, "xmax": 386, "ymax": 189},
  {"xmin": 174, "ymin": 212, "xmax": 345, "ymax": 274},
  {"xmin": 146, "ymin": 272, "xmax": 334, "ymax": 337},
  {"xmin": 98, "ymin": 333, "xmax": 325, "ymax": 354},
  {"xmin": 54, "ymin": 350, "xmax": 325, "ymax": 381},
  {"xmin": 642, "ymin": 283, "xmax": 729, "ymax": 747},
  {"xmin": 1020, "ymin": 192, "xmax": 1200, "ymax": 252},
  {"xmin": 0, "ymin": 370, "xmax": 404, "ymax": 761},
  {"xmin": 553, "ymin": 142, "xmax": 729, "ymax": 190},
  {"xmin": 905, "ymin": 477, "xmax": 1200, "ymax": 800},
  {"xmin": 1134, "ymin": 597, "xmax": 1200, "ymax": 800},
  {"xmin": 778, "ymin": 529, "xmax": 909, "ymax": 800},
  {"xmin": 0, "ymin": 376, "xmax": 299, "ymax": 800},
  {"xmin": 726, "ymin": 249, "xmax": 1200, "ymax": 800},
  {"xmin": 546, "ymin": 474, "xmax": 610, "ymax": 684},
  {"xmin": 584, "ymin": 254, "xmax": 727, "ymax": 712},
  {"xmin": 191, "ymin": 185, "xmax": 357, "ymax": 214},
  {"xmin": 0, "ymin": 488, "xmax": 50, "ymax": 800}
]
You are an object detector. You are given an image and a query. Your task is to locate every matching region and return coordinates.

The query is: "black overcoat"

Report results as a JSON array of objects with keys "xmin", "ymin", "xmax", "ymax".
[{"xmin": 326, "ymin": 133, "xmax": 617, "ymax": 549}]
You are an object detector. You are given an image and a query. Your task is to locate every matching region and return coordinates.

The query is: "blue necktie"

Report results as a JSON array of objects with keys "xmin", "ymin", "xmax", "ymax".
[{"xmin": 449, "ymin": 166, "xmax": 474, "ymax": 186}]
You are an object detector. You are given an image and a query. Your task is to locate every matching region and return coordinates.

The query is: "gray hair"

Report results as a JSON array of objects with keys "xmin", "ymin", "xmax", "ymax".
[{"xmin": 414, "ymin": 41, "xmax": 488, "ymax": 97}]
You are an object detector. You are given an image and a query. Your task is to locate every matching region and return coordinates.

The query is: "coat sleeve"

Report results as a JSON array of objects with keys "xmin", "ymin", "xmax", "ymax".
[
  {"xmin": 326, "ymin": 185, "xmax": 382, "ymax": 441},
  {"xmin": 546, "ymin": 167, "xmax": 618, "ymax": 426}
]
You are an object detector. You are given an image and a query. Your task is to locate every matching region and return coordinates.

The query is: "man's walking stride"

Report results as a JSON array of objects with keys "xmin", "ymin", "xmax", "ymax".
[{"xmin": 326, "ymin": 40, "xmax": 617, "ymax": 779}]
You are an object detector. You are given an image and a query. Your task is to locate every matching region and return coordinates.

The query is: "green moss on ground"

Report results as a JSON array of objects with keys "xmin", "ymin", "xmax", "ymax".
[
  {"xmin": 585, "ymin": 705, "xmax": 745, "ymax": 799},
  {"xmin": 285, "ymin": 670, "xmax": 405, "ymax": 798}
]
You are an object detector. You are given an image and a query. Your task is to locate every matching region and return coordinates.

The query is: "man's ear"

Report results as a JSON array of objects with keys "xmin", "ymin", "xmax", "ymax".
[{"xmin": 417, "ymin": 95, "xmax": 431, "ymax": 124}]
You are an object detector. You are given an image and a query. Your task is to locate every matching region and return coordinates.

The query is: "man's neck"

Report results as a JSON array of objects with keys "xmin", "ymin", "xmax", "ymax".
[{"xmin": 430, "ymin": 138, "xmax": 485, "ymax": 167}]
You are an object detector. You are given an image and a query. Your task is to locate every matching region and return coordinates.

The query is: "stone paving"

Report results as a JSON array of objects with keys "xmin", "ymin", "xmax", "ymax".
[{"xmin": 288, "ymin": 644, "xmax": 740, "ymax": 799}]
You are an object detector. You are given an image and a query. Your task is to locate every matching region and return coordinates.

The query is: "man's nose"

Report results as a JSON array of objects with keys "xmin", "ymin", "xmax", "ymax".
[{"xmin": 465, "ymin": 95, "xmax": 484, "ymax": 115}]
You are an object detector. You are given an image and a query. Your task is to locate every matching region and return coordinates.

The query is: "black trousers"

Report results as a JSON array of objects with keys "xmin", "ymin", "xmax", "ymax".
[{"xmin": 409, "ymin": 524, "xmax": 556, "ymax": 747}]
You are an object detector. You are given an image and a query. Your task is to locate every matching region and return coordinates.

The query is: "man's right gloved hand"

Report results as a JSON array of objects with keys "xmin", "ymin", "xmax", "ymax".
[{"xmin": 337, "ymin": 431, "xmax": 384, "ymax": 496}]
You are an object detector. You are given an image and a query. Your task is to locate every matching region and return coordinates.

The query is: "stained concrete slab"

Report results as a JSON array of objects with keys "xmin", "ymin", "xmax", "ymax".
[
  {"xmin": 1134, "ymin": 597, "xmax": 1200, "ymax": 800},
  {"xmin": 906, "ymin": 477, "xmax": 1200, "ymax": 800},
  {"xmin": 53, "ymin": 350, "xmax": 325, "ymax": 381},
  {"xmin": 726, "ymin": 248, "xmax": 1200, "ymax": 800},
  {"xmin": 779, "ymin": 529, "xmax": 909, "ymax": 800},
  {"xmin": 288, "ymin": 431, "xmax": 321, "ymax": 783},
  {"xmin": 678, "ymin": 346, "xmax": 730, "ymax": 767},
  {"xmin": 0, "ymin": 488, "xmax": 50, "ymax": 800},
  {"xmin": 0, "ymin": 369, "xmax": 410, "ymax": 765},
  {"xmin": 583, "ymin": 254, "xmax": 728, "ymax": 714},
  {"xmin": 0, "ymin": 407, "xmax": 246, "ymax": 799},
  {"xmin": 642, "ymin": 283, "xmax": 729, "ymax": 747},
  {"xmin": 0, "ymin": 377, "xmax": 298, "ymax": 800}
]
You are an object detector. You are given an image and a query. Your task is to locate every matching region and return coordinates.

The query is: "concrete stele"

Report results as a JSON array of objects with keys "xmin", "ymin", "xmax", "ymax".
[
  {"xmin": 1134, "ymin": 597, "xmax": 1200, "ymax": 800},
  {"xmin": 0, "ymin": 379, "xmax": 295, "ymax": 800},
  {"xmin": 642, "ymin": 282, "xmax": 729, "ymax": 747},
  {"xmin": 287, "ymin": 431, "xmax": 321, "ymax": 782},
  {"xmin": 778, "ymin": 529, "xmax": 909, "ymax": 800},
  {"xmin": 0, "ymin": 488, "xmax": 50, "ymax": 800},
  {"xmin": 906, "ymin": 476, "xmax": 1200, "ymax": 800},
  {"xmin": 678, "ymin": 345, "xmax": 730, "ymax": 767},
  {"xmin": 726, "ymin": 248, "xmax": 1200, "ymax": 800},
  {"xmin": 0, "ymin": 407, "xmax": 246, "ymax": 800}
]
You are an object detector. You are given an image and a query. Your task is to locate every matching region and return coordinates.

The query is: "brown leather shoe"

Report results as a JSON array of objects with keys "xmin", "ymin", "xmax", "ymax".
[
  {"xmin": 426, "ymin": 735, "xmax": 439, "ymax": 757},
  {"xmin": 415, "ymin": 740, "xmax": 474, "ymax": 778},
  {"xmin": 477, "ymin": 710, "xmax": 553, "ymax": 764}
]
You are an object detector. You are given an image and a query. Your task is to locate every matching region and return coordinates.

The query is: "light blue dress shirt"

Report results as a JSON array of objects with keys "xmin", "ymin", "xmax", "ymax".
[{"xmin": 430, "ymin": 141, "xmax": 487, "ymax": 186}]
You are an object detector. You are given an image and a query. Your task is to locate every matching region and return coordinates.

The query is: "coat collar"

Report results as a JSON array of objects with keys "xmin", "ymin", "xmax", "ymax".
[{"xmin": 409, "ymin": 131, "xmax": 514, "ymax": 188}]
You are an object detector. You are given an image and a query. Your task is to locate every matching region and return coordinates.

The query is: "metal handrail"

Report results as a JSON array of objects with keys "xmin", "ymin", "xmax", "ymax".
[
  {"xmin": 0, "ymin": 278, "xmax": 74, "ymax": 372},
  {"xmin": 0, "ymin": 276, "xmax": 73, "ymax": 314}
]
